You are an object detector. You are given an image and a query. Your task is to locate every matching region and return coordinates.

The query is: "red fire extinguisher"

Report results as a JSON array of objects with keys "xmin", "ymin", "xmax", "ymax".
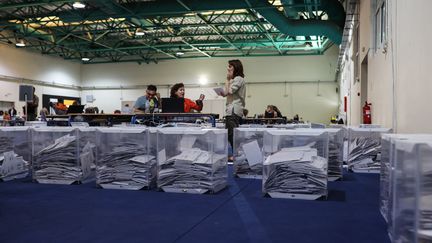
[{"xmin": 363, "ymin": 101, "xmax": 372, "ymax": 124}]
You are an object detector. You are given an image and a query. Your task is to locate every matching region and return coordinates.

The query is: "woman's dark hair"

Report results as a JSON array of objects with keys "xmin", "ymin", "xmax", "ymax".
[
  {"xmin": 228, "ymin": 59, "xmax": 244, "ymax": 78},
  {"xmin": 170, "ymin": 83, "xmax": 185, "ymax": 98}
]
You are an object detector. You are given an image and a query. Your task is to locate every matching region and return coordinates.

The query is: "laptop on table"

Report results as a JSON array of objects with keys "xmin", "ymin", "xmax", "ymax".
[
  {"xmin": 67, "ymin": 105, "xmax": 85, "ymax": 114},
  {"xmin": 161, "ymin": 98, "xmax": 184, "ymax": 113}
]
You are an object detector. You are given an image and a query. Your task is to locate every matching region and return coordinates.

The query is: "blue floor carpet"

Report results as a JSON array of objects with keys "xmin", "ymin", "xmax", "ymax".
[{"xmin": 0, "ymin": 168, "xmax": 390, "ymax": 243}]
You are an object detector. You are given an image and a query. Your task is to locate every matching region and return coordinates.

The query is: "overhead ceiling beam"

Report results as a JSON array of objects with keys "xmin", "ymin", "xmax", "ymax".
[
  {"xmin": 0, "ymin": 29, "xmax": 280, "ymax": 41},
  {"xmin": 144, "ymin": 17, "xmax": 211, "ymax": 58},
  {"xmin": 176, "ymin": 0, "xmax": 245, "ymax": 55},
  {"xmin": 93, "ymin": 0, "xmax": 178, "ymax": 60},
  {"xmin": 244, "ymin": 6, "xmax": 282, "ymax": 55},
  {"xmin": 0, "ymin": 0, "xmax": 80, "ymax": 10},
  {"xmin": 1, "ymin": 0, "xmax": 344, "ymax": 44},
  {"xmin": 81, "ymin": 51, "xmax": 324, "ymax": 64},
  {"xmin": 0, "ymin": 0, "xmax": 337, "ymax": 63},
  {"xmin": 39, "ymin": 39, "xmax": 319, "ymax": 53},
  {"xmin": 1, "ymin": 8, "xmax": 82, "ymax": 58},
  {"xmin": 0, "ymin": 18, "xmax": 263, "ymax": 29}
]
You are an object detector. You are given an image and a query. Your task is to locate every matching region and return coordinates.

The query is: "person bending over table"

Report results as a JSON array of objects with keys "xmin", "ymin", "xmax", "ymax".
[
  {"xmin": 264, "ymin": 105, "xmax": 277, "ymax": 118},
  {"xmin": 170, "ymin": 83, "xmax": 205, "ymax": 113}
]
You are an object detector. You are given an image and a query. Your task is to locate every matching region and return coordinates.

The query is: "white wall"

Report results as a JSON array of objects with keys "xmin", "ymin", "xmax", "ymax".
[
  {"xmin": 0, "ymin": 43, "xmax": 82, "ymax": 114},
  {"xmin": 0, "ymin": 41, "xmax": 340, "ymax": 123},
  {"xmin": 339, "ymin": 0, "xmax": 432, "ymax": 133},
  {"xmin": 393, "ymin": 0, "xmax": 432, "ymax": 133},
  {"xmin": 81, "ymin": 47, "xmax": 338, "ymax": 86},
  {"xmin": 339, "ymin": 42, "xmax": 359, "ymax": 125},
  {"xmin": 0, "ymin": 44, "xmax": 81, "ymax": 86},
  {"xmin": 81, "ymin": 46, "xmax": 340, "ymax": 123}
]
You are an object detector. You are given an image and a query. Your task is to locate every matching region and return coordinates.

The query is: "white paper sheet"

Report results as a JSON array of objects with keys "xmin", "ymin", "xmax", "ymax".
[
  {"xmin": 179, "ymin": 136, "xmax": 197, "ymax": 150},
  {"xmin": 213, "ymin": 87, "xmax": 225, "ymax": 96},
  {"xmin": 241, "ymin": 140, "xmax": 263, "ymax": 167}
]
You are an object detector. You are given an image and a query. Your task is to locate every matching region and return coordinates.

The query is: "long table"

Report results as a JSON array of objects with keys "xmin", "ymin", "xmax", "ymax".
[
  {"xmin": 46, "ymin": 114, "xmax": 134, "ymax": 126},
  {"xmin": 46, "ymin": 113, "xmax": 219, "ymax": 127},
  {"xmin": 242, "ymin": 117, "xmax": 287, "ymax": 124},
  {"xmin": 132, "ymin": 113, "xmax": 219, "ymax": 127}
]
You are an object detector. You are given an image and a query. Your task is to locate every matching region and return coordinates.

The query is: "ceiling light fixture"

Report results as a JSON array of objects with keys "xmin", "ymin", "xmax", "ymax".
[
  {"xmin": 176, "ymin": 52, "xmax": 184, "ymax": 56},
  {"xmin": 135, "ymin": 28, "xmax": 145, "ymax": 36},
  {"xmin": 73, "ymin": 2, "xmax": 86, "ymax": 9},
  {"xmin": 15, "ymin": 39, "xmax": 25, "ymax": 47},
  {"xmin": 199, "ymin": 75, "xmax": 208, "ymax": 85},
  {"xmin": 81, "ymin": 57, "xmax": 90, "ymax": 61}
]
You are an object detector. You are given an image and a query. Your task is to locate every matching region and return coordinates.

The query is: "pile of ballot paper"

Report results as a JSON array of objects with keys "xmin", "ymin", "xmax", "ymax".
[
  {"xmin": 379, "ymin": 137, "xmax": 392, "ymax": 221},
  {"xmin": 33, "ymin": 134, "xmax": 90, "ymax": 184},
  {"xmin": 420, "ymin": 198, "xmax": 432, "ymax": 231},
  {"xmin": 393, "ymin": 196, "xmax": 432, "ymax": 240},
  {"xmin": 96, "ymin": 142, "xmax": 156, "ymax": 190},
  {"xmin": 0, "ymin": 136, "xmax": 14, "ymax": 153},
  {"xmin": 348, "ymin": 137, "xmax": 381, "ymax": 172},
  {"xmin": 0, "ymin": 130, "xmax": 30, "ymax": 181},
  {"xmin": 263, "ymin": 146, "xmax": 327, "ymax": 200},
  {"xmin": 235, "ymin": 140, "xmax": 263, "ymax": 178},
  {"xmin": 380, "ymin": 162, "xmax": 391, "ymax": 220},
  {"xmin": 328, "ymin": 135, "xmax": 343, "ymax": 180},
  {"xmin": 158, "ymin": 148, "xmax": 227, "ymax": 194},
  {"xmin": 420, "ymin": 175, "xmax": 432, "ymax": 230},
  {"xmin": 0, "ymin": 150, "xmax": 29, "ymax": 181}
]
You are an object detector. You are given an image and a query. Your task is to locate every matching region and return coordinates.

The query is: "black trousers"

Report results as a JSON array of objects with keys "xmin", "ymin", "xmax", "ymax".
[
  {"xmin": 225, "ymin": 115, "xmax": 241, "ymax": 148},
  {"xmin": 27, "ymin": 113, "xmax": 37, "ymax": 121}
]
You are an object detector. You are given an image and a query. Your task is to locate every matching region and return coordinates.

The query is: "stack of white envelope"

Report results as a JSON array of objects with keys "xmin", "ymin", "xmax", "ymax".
[
  {"xmin": 0, "ymin": 129, "xmax": 30, "ymax": 181},
  {"xmin": 0, "ymin": 136, "xmax": 13, "ymax": 153},
  {"xmin": 419, "ymin": 174, "xmax": 432, "ymax": 231},
  {"xmin": 348, "ymin": 137, "xmax": 381, "ymax": 172},
  {"xmin": 0, "ymin": 151, "xmax": 29, "ymax": 181},
  {"xmin": 33, "ymin": 134, "xmax": 89, "ymax": 184},
  {"xmin": 235, "ymin": 149, "xmax": 262, "ymax": 177},
  {"xmin": 420, "ymin": 196, "xmax": 432, "ymax": 230},
  {"xmin": 96, "ymin": 142, "xmax": 156, "ymax": 190},
  {"xmin": 234, "ymin": 133, "xmax": 264, "ymax": 178},
  {"xmin": 391, "ymin": 139, "xmax": 432, "ymax": 243},
  {"xmin": 328, "ymin": 137, "xmax": 343, "ymax": 180},
  {"xmin": 347, "ymin": 127, "xmax": 391, "ymax": 173},
  {"xmin": 263, "ymin": 146, "xmax": 328, "ymax": 200},
  {"xmin": 295, "ymin": 128, "xmax": 344, "ymax": 181},
  {"xmin": 78, "ymin": 128, "xmax": 97, "ymax": 171},
  {"xmin": 234, "ymin": 128, "xmax": 282, "ymax": 179},
  {"xmin": 158, "ymin": 148, "xmax": 227, "ymax": 194}
]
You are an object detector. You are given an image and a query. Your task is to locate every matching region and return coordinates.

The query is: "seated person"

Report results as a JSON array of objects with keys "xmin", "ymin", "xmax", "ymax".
[
  {"xmin": 49, "ymin": 102, "xmax": 68, "ymax": 115},
  {"xmin": 293, "ymin": 114, "xmax": 300, "ymax": 122},
  {"xmin": 134, "ymin": 85, "xmax": 159, "ymax": 113},
  {"xmin": 273, "ymin": 105, "xmax": 283, "ymax": 118},
  {"xmin": 170, "ymin": 83, "xmax": 205, "ymax": 113},
  {"xmin": 121, "ymin": 104, "xmax": 132, "ymax": 114},
  {"xmin": 264, "ymin": 105, "xmax": 277, "ymax": 118},
  {"xmin": 3, "ymin": 111, "xmax": 11, "ymax": 121},
  {"xmin": 242, "ymin": 108, "xmax": 249, "ymax": 119},
  {"xmin": 85, "ymin": 107, "xmax": 97, "ymax": 114},
  {"xmin": 39, "ymin": 107, "xmax": 49, "ymax": 121}
]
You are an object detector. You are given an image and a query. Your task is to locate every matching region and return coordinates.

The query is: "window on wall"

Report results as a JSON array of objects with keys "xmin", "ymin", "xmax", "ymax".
[{"xmin": 373, "ymin": 0, "xmax": 386, "ymax": 52}]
